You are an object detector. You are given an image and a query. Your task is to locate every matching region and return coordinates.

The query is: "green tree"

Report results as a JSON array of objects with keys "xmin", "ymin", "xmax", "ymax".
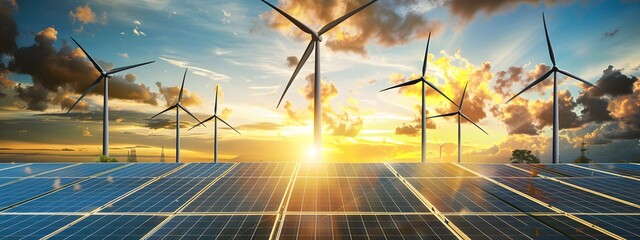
[
  {"xmin": 510, "ymin": 149, "xmax": 540, "ymax": 164},
  {"xmin": 95, "ymin": 155, "xmax": 118, "ymax": 162}
]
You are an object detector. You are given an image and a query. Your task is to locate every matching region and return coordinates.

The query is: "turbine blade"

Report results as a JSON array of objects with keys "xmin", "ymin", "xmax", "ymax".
[
  {"xmin": 179, "ymin": 68, "xmax": 188, "ymax": 102},
  {"xmin": 179, "ymin": 104, "xmax": 202, "ymax": 124},
  {"xmin": 459, "ymin": 81, "xmax": 469, "ymax": 109},
  {"xmin": 277, "ymin": 39, "xmax": 315, "ymax": 108},
  {"xmin": 426, "ymin": 112, "xmax": 457, "ymax": 119},
  {"xmin": 318, "ymin": 0, "xmax": 377, "ymax": 35},
  {"xmin": 261, "ymin": 0, "xmax": 315, "ymax": 35},
  {"xmin": 542, "ymin": 12, "xmax": 556, "ymax": 66},
  {"xmin": 460, "ymin": 112, "xmax": 489, "ymax": 135},
  {"xmin": 216, "ymin": 116, "xmax": 241, "ymax": 135},
  {"xmin": 188, "ymin": 115, "xmax": 215, "ymax": 131},
  {"xmin": 379, "ymin": 78, "xmax": 422, "ymax": 92},
  {"xmin": 214, "ymin": 85, "xmax": 219, "ymax": 114},
  {"xmin": 421, "ymin": 31, "xmax": 431, "ymax": 76},
  {"xmin": 149, "ymin": 105, "xmax": 176, "ymax": 120},
  {"xmin": 424, "ymin": 79, "xmax": 457, "ymax": 108},
  {"xmin": 557, "ymin": 69, "xmax": 605, "ymax": 93},
  {"xmin": 70, "ymin": 37, "xmax": 104, "ymax": 73},
  {"xmin": 505, "ymin": 69, "xmax": 553, "ymax": 103},
  {"xmin": 107, "ymin": 61, "xmax": 155, "ymax": 75},
  {"xmin": 67, "ymin": 75, "xmax": 103, "ymax": 113}
]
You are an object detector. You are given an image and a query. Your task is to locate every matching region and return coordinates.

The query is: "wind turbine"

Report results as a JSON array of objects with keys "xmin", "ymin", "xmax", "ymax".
[
  {"xmin": 67, "ymin": 37, "xmax": 154, "ymax": 156},
  {"xmin": 505, "ymin": 13, "xmax": 603, "ymax": 164},
  {"xmin": 150, "ymin": 68, "xmax": 203, "ymax": 163},
  {"xmin": 380, "ymin": 31, "xmax": 458, "ymax": 163},
  {"xmin": 427, "ymin": 82, "xmax": 488, "ymax": 163},
  {"xmin": 262, "ymin": 0, "xmax": 377, "ymax": 157},
  {"xmin": 189, "ymin": 86, "xmax": 241, "ymax": 163}
]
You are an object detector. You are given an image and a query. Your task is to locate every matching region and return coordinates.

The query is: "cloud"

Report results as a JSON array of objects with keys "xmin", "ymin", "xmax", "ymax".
[
  {"xmin": 82, "ymin": 126, "xmax": 93, "ymax": 137},
  {"xmin": 286, "ymin": 56, "xmax": 299, "ymax": 68},
  {"xmin": 445, "ymin": 0, "xmax": 571, "ymax": 26},
  {"xmin": 158, "ymin": 57, "xmax": 230, "ymax": 81},
  {"xmin": 144, "ymin": 119, "xmax": 192, "ymax": 129},
  {"xmin": 69, "ymin": 4, "xmax": 107, "ymax": 32},
  {"xmin": 262, "ymin": 0, "xmax": 442, "ymax": 55},
  {"xmin": 249, "ymin": 85, "xmax": 279, "ymax": 96},
  {"xmin": 589, "ymin": 65, "xmax": 637, "ymax": 97},
  {"xmin": 491, "ymin": 99, "xmax": 538, "ymax": 135},
  {"xmin": 132, "ymin": 19, "xmax": 146, "ymax": 36},
  {"xmin": 155, "ymin": 81, "xmax": 202, "ymax": 107},
  {"xmin": 219, "ymin": 107, "xmax": 232, "ymax": 120},
  {"xmin": 118, "ymin": 53, "xmax": 129, "ymax": 58},
  {"xmin": 394, "ymin": 105, "xmax": 436, "ymax": 137},
  {"xmin": 0, "ymin": 0, "xmax": 18, "ymax": 55},
  {"xmin": 600, "ymin": 29, "xmax": 619, "ymax": 40},
  {"xmin": 237, "ymin": 122, "xmax": 282, "ymax": 131}
]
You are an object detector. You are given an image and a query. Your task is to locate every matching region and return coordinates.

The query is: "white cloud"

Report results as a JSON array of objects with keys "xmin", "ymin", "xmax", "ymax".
[
  {"xmin": 249, "ymin": 85, "xmax": 280, "ymax": 96},
  {"xmin": 213, "ymin": 48, "xmax": 231, "ymax": 56},
  {"xmin": 118, "ymin": 52, "xmax": 129, "ymax": 58},
  {"xmin": 159, "ymin": 57, "xmax": 231, "ymax": 81},
  {"xmin": 132, "ymin": 19, "xmax": 146, "ymax": 36}
]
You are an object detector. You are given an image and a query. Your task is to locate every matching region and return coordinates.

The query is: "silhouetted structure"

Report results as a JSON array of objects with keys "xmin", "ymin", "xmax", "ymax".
[
  {"xmin": 574, "ymin": 140, "xmax": 591, "ymax": 163},
  {"xmin": 160, "ymin": 146, "xmax": 165, "ymax": 163},
  {"xmin": 127, "ymin": 148, "xmax": 137, "ymax": 162}
]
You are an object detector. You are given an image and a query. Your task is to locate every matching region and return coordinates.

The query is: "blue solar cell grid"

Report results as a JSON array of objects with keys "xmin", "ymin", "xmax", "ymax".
[
  {"xmin": 0, "ymin": 163, "xmax": 72, "ymax": 177},
  {"xmin": 38, "ymin": 163, "xmax": 125, "ymax": 178}
]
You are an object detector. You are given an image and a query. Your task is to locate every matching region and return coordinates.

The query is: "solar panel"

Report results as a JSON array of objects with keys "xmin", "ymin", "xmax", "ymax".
[
  {"xmin": 166, "ymin": 163, "xmax": 232, "ymax": 178},
  {"xmin": 183, "ymin": 177, "xmax": 290, "ymax": 212},
  {"xmin": 101, "ymin": 177, "xmax": 212, "ymax": 213},
  {"xmin": 578, "ymin": 215, "xmax": 640, "ymax": 239},
  {"xmin": 562, "ymin": 177, "xmax": 640, "ymax": 204},
  {"xmin": 38, "ymin": 163, "xmax": 126, "ymax": 178},
  {"xmin": 51, "ymin": 215, "xmax": 166, "ymax": 239},
  {"xmin": 468, "ymin": 177, "xmax": 554, "ymax": 213},
  {"xmin": 279, "ymin": 214, "xmax": 456, "ymax": 239},
  {"xmin": 461, "ymin": 163, "xmax": 533, "ymax": 177},
  {"xmin": 579, "ymin": 163, "xmax": 640, "ymax": 177},
  {"xmin": 148, "ymin": 215, "xmax": 275, "ymax": 239},
  {"xmin": 0, "ymin": 177, "xmax": 20, "ymax": 185},
  {"xmin": 103, "ymin": 163, "xmax": 181, "ymax": 178},
  {"xmin": 0, "ymin": 163, "xmax": 24, "ymax": 171},
  {"xmin": 225, "ymin": 162, "xmax": 296, "ymax": 177},
  {"xmin": 297, "ymin": 163, "xmax": 395, "ymax": 177},
  {"xmin": 496, "ymin": 178, "xmax": 639, "ymax": 213},
  {"xmin": 7, "ymin": 177, "xmax": 151, "ymax": 213},
  {"xmin": 287, "ymin": 177, "xmax": 429, "ymax": 212},
  {"xmin": 534, "ymin": 216, "xmax": 614, "ymax": 239},
  {"xmin": 0, "ymin": 163, "xmax": 72, "ymax": 177},
  {"xmin": 512, "ymin": 164, "xmax": 610, "ymax": 177},
  {"xmin": 389, "ymin": 163, "xmax": 476, "ymax": 177},
  {"xmin": 0, "ymin": 215, "xmax": 80, "ymax": 239},
  {"xmin": 0, "ymin": 178, "xmax": 79, "ymax": 210}
]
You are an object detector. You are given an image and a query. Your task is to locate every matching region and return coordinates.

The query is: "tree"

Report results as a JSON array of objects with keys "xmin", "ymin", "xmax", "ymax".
[
  {"xmin": 96, "ymin": 155, "xmax": 118, "ymax": 162},
  {"xmin": 510, "ymin": 149, "xmax": 540, "ymax": 164}
]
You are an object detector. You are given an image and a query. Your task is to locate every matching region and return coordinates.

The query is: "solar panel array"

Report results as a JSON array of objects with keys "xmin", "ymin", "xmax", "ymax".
[{"xmin": 0, "ymin": 162, "xmax": 638, "ymax": 239}]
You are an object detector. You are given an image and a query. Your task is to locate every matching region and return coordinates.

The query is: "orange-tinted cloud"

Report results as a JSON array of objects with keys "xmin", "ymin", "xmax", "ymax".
[
  {"xmin": 446, "ymin": 0, "xmax": 571, "ymax": 26},
  {"xmin": 155, "ymin": 81, "xmax": 202, "ymax": 107}
]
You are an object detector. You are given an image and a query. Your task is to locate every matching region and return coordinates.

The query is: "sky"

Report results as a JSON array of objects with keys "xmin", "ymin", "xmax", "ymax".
[{"xmin": 0, "ymin": 0, "xmax": 638, "ymax": 163}]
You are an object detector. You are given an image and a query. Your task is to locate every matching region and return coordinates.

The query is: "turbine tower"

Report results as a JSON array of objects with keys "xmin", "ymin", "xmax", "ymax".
[
  {"xmin": 380, "ymin": 32, "xmax": 457, "ymax": 163},
  {"xmin": 189, "ymin": 86, "xmax": 241, "ymax": 163},
  {"xmin": 67, "ymin": 37, "xmax": 154, "ymax": 156},
  {"xmin": 150, "ymin": 68, "xmax": 203, "ymax": 163},
  {"xmin": 505, "ymin": 13, "xmax": 602, "ymax": 164},
  {"xmin": 427, "ymin": 82, "xmax": 488, "ymax": 163},
  {"xmin": 262, "ymin": 0, "xmax": 377, "ymax": 157}
]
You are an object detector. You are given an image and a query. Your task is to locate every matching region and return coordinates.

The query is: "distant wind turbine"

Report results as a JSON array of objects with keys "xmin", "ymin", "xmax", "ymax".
[
  {"xmin": 189, "ymin": 86, "xmax": 241, "ymax": 163},
  {"xmin": 380, "ymin": 31, "xmax": 458, "ymax": 163},
  {"xmin": 505, "ymin": 13, "xmax": 603, "ymax": 164},
  {"xmin": 150, "ymin": 68, "xmax": 203, "ymax": 163},
  {"xmin": 67, "ymin": 37, "xmax": 154, "ymax": 156},
  {"xmin": 427, "ymin": 82, "xmax": 488, "ymax": 163},
  {"xmin": 262, "ymin": 0, "xmax": 377, "ymax": 156}
]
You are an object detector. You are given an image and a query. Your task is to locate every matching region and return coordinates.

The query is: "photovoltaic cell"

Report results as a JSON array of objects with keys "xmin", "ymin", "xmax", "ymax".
[
  {"xmin": 469, "ymin": 178, "xmax": 553, "ymax": 213},
  {"xmin": 279, "ymin": 214, "xmax": 456, "ymax": 239},
  {"xmin": 0, "ymin": 163, "xmax": 72, "ymax": 177},
  {"xmin": 496, "ymin": 178, "xmax": 639, "ymax": 213},
  {"xmin": 50, "ymin": 215, "xmax": 166, "ymax": 239},
  {"xmin": 148, "ymin": 215, "xmax": 275, "ymax": 240},
  {"xmin": 297, "ymin": 163, "xmax": 394, "ymax": 177},
  {"xmin": 101, "ymin": 177, "xmax": 212, "ymax": 213},
  {"xmin": 183, "ymin": 177, "xmax": 290, "ymax": 212},
  {"xmin": 579, "ymin": 163, "xmax": 640, "ymax": 177},
  {"xmin": 103, "ymin": 163, "xmax": 181, "ymax": 178},
  {"xmin": 225, "ymin": 162, "xmax": 296, "ymax": 177},
  {"xmin": 0, "ymin": 163, "xmax": 24, "ymax": 171},
  {"xmin": 535, "ymin": 216, "xmax": 614, "ymax": 239},
  {"xmin": 0, "ymin": 178, "xmax": 79, "ymax": 210},
  {"xmin": 166, "ymin": 163, "xmax": 232, "ymax": 178},
  {"xmin": 7, "ymin": 177, "xmax": 152, "ymax": 213},
  {"xmin": 0, "ymin": 215, "xmax": 80, "ymax": 239},
  {"xmin": 407, "ymin": 178, "xmax": 519, "ymax": 213},
  {"xmin": 513, "ymin": 164, "xmax": 610, "ymax": 177},
  {"xmin": 461, "ymin": 164, "xmax": 533, "ymax": 177},
  {"xmin": 563, "ymin": 177, "xmax": 640, "ymax": 204},
  {"xmin": 578, "ymin": 215, "xmax": 640, "ymax": 239},
  {"xmin": 0, "ymin": 177, "xmax": 20, "ymax": 185},
  {"xmin": 287, "ymin": 177, "xmax": 429, "ymax": 212},
  {"xmin": 390, "ymin": 163, "xmax": 476, "ymax": 178},
  {"xmin": 38, "ymin": 163, "xmax": 126, "ymax": 178},
  {"xmin": 447, "ymin": 215, "xmax": 610, "ymax": 239}
]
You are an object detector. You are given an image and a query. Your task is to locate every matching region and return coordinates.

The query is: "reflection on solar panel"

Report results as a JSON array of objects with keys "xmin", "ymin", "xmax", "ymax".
[
  {"xmin": 578, "ymin": 163, "xmax": 640, "ymax": 177},
  {"xmin": 149, "ymin": 215, "xmax": 275, "ymax": 239},
  {"xmin": 7, "ymin": 177, "xmax": 151, "ymax": 212},
  {"xmin": 280, "ymin": 214, "xmax": 456, "ymax": 239},
  {"xmin": 52, "ymin": 215, "xmax": 166, "ymax": 239},
  {"xmin": 0, "ymin": 215, "xmax": 79, "ymax": 239},
  {"xmin": 0, "ymin": 163, "xmax": 636, "ymax": 239},
  {"xmin": 578, "ymin": 215, "xmax": 640, "ymax": 239},
  {"xmin": 183, "ymin": 177, "xmax": 290, "ymax": 212},
  {"xmin": 0, "ymin": 163, "xmax": 23, "ymax": 171}
]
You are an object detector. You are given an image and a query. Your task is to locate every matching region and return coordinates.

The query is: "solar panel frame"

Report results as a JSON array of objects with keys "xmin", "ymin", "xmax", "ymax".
[
  {"xmin": 390, "ymin": 163, "xmax": 477, "ymax": 178},
  {"xmin": 37, "ymin": 163, "xmax": 126, "ymax": 178},
  {"xmin": 578, "ymin": 163, "xmax": 640, "ymax": 177},
  {"xmin": 148, "ymin": 215, "xmax": 276, "ymax": 240},
  {"xmin": 562, "ymin": 177, "xmax": 640, "ymax": 204},
  {"xmin": 577, "ymin": 215, "xmax": 640, "ymax": 239},
  {"xmin": 0, "ymin": 178, "xmax": 79, "ymax": 210},
  {"xmin": 50, "ymin": 215, "xmax": 166, "ymax": 239},
  {"xmin": 461, "ymin": 163, "xmax": 534, "ymax": 177},
  {"xmin": 512, "ymin": 164, "xmax": 610, "ymax": 177},
  {"xmin": 225, "ymin": 162, "xmax": 296, "ymax": 178},
  {"xmin": 0, "ymin": 214, "xmax": 80, "ymax": 239},
  {"xmin": 297, "ymin": 163, "xmax": 395, "ymax": 177},
  {"xmin": 102, "ymin": 163, "xmax": 181, "ymax": 178},
  {"xmin": 165, "ymin": 163, "xmax": 233, "ymax": 178},
  {"xmin": 0, "ymin": 163, "xmax": 73, "ymax": 177},
  {"xmin": 0, "ymin": 163, "xmax": 25, "ymax": 171}
]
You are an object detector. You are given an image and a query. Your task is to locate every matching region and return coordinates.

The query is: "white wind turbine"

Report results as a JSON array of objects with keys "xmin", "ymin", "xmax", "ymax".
[
  {"xmin": 67, "ymin": 37, "xmax": 154, "ymax": 156},
  {"xmin": 189, "ymin": 86, "xmax": 240, "ymax": 163},
  {"xmin": 262, "ymin": 0, "xmax": 377, "ymax": 157},
  {"xmin": 150, "ymin": 68, "xmax": 203, "ymax": 163}
]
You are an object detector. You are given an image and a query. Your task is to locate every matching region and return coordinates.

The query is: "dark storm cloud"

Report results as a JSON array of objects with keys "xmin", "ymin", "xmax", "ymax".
[
  {"xmin": 0, "ymin": 1, "xmax": 18, "ymax": 56},
  {"xmin": 590, "ymin": 65, "xmax": 637, "ymax": 97}
]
